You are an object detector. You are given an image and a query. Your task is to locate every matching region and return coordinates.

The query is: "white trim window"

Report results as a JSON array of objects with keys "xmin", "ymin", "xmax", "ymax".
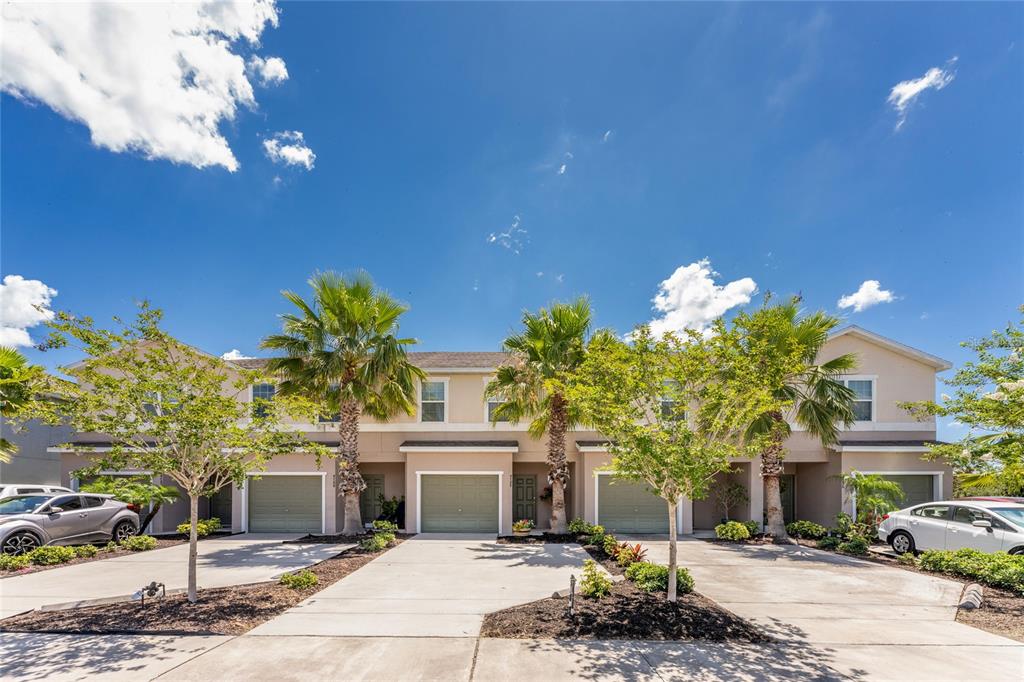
[
  {"xmin": 838, "ymin": 377, "xmax": 874, "ymax": 422},
  {"xmin": 660, "ymin": 380, "xmax": 685, "ymax": 421},
  {"xmin": 484, "ymin": 377, "xmax": 509, "ymax": 422},
  {"xmin": 251, "ymin": 383, "xmax": 276, "ymax": 419},
  {"xmin": 420, "ymin": 379, "xmax": 447, "ymax": 423}
]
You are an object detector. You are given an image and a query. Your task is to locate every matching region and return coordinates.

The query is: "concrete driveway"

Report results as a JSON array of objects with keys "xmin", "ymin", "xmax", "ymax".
[
  {"xmin": 0, "ymin": 534, "xmax": 348, "ymax": 619},
  {"xmin": 624, "ymin": 536, "xmax": 1023, "ymax": 679},
  {"xmin": 248, "ymin": 533, "xmax": 592, "ymax": 637}
]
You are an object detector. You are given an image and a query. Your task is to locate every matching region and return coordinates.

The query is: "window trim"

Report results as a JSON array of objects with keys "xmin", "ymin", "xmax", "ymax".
[
  {"xmin": 418, "ymin": 377, "xmax": 449, "ymax": 424},
  {"xmin": 250, "ymin": 382, "xmax": 276, "ymax": 418},
  {"xmin": 482, "ymin": 376, "xmax": 509, "ymax": 423},
  {"xmin": 838, "ymin": 375, "xmax": 876, "ymax": 423}
]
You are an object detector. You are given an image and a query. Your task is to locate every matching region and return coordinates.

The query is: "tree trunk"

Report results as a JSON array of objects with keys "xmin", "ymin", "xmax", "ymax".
[
  {"xmin": 547, "ymin": 394, "xmax": 570, "ymax": 534},
  {"xmin": 667, "ymin": 499, "xmax": 678, "ymax": 602},
  {"xmin": 760, "ymin": 412, "xmax": 793, "ymax": 543},
  {"xmin": 338, "ymin": 399, "xmax": 366, "ymax": 535},
  {"xmin": 140, "ymin": 503, "xmax": 162, "ymax": 534},
  {"xmin": 187, "ymin": 493, "xmax": 198, "ymax": 603}
]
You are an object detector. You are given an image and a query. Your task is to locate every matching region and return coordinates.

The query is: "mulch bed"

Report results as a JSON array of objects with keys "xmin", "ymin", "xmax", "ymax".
[
  {"xmin": 286, "ymin": 532, "xmax": 413, "ymax": 544},
  {"xmin": 0, "ymin": 539, "xmax": 402, "ymax": 636},
  {"xmin": 497, "ymin": 533, "xmax": 579, "ymax": 544},
  {"xmin": 483, "ymin": 539, "xmax": 769, "ymax": 642}
]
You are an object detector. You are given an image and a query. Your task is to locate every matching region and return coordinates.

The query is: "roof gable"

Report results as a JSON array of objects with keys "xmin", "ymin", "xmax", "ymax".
[{"xmin": 827, "ymin": 326, "xmax": 951, "ymax": 371}]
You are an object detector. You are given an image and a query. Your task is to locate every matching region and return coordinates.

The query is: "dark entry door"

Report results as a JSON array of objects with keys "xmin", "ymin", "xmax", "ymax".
[
  {"xmin": 780, "ymin": 475, "xmax": 796, "ymax": 525},
  {"xmin": 360, "ymin": 474, "xmax": 385, "ymax": 525},
  {"xmin": 513, "ymin": 475, "xmax": 537, "ymax": 524}
]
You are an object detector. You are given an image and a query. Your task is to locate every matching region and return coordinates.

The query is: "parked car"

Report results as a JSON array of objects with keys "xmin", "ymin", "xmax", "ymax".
[
  {"xmin": 0, "ymin": 484, "xmax": 73, "ymax": 498},
  {"xmin": 0, "ymin": 493, "xmax": 139, "ymax": 555},
  {"xmin": 878, "ymin": 500, "xmax": 1024, "ymax": 555},
  {"xmin": 958, "ymin": 496, "xmax": 1024, "ymax": 504}
]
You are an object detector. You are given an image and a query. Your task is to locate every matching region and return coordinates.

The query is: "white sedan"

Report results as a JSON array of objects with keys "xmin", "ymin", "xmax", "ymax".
[{"xmin": 877, "ymin": 500, "xmax": 1024, "ymax": 555}]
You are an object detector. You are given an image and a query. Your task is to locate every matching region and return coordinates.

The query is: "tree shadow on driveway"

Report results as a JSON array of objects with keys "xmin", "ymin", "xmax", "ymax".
[{"xmin": 465, "ymin": 541, "xmax": 590, "ymax": 569}]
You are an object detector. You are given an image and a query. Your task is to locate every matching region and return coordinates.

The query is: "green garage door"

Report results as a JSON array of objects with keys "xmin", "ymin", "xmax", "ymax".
[
  {"xmin": 598, "ymin": 476, "xmax": 669, "ymax": 533},
  {"xmin": 880, "ymin": 475, "xmax": 935, "ymax": 507},
  {"xmin": 248, "ymin": 476, "xmax": 322, "ymax": 533},
  {"xmin": 421, "ymin": 475, "xmax": 498, "ymax": 533}
]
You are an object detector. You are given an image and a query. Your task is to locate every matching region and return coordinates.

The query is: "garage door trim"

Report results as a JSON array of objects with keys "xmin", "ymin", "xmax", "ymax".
[
  {"xmin": 241, "ymin": 472, "xmax": 326, "ymax": 534},
  {"xmin": 594, "ymin": 471, "xmax": 682, "ymax": 533},
  {"xmin": 415, "ymin": 471, "xmax": 503, "ymax": 534},
  {"xmin": 855, "ymin": 470, "xmax": 944, "ymax": 518}
]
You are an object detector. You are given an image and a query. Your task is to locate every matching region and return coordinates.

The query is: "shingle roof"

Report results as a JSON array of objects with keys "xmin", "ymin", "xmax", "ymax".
[
  {"xmin": 228, "ymin": 351, "xmax": 509, "ymax": 371},
  {"xmin": 576, "ymin": 440, "xmax": 612, "ymax": 448},
  {"xmin": 400, "ymin": 440, "xmax": 519, "ymax": 448}
]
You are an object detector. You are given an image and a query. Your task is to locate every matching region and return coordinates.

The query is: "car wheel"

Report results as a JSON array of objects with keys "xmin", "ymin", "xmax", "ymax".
[
  {"xmin": 1009, "ymin": 547, "xmax": 1024, "ymax": 556},
  {"xmin": 2, "ymin": 531, "xmax": 41, "ymax": 556},
  {"xmin": 889, "ymin": 531, "xmax": 915, "ymax": 555},
  {"xmin": 113, "ymin": 520, "xmax": 137, "ymax": 542}
]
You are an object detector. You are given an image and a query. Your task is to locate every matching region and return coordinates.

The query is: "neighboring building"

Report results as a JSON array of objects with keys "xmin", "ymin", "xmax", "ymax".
[
  {"xmin": 0, "ymin": 418, "xmax": 69, "ymax": 486},
  {"xmin": 50, "ymin": 325, "xmax": 953, "ymax": 535}
]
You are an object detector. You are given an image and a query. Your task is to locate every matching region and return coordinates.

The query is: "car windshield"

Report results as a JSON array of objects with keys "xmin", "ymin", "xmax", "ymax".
[
  {"xmin": 0, "ymin": 496, "xmax": 51, "ymax": 514},
  {"xmin": 993, "ymin": 508, "xmax": 1024, "ymax": 529}
]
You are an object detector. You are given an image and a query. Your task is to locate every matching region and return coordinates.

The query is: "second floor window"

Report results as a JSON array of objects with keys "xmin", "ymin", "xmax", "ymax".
[
  {"xmin": 487, "ymin": 396, "xmax": 508, "ymax": 422},
  {"xmin": 420, "ymin": 380, "xmax": 446, "ymax": 422},
  {"xmin": 660, "ymin": 380, "xmax": 685, "ymax": 421},
  {"xmin": 252, "ymin": 383, "xmax": 276, "ymax": 418},
  {"xmin": 838, "ymin": 378, "xmax": 873, "ymax": 421}
]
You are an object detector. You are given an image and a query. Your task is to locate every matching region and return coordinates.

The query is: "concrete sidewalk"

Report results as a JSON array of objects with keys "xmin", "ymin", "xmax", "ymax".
[
  {"xmin": 0, "ymin": 534, "xmax": 349, "ymax": 618},
  {"xmin": 248, "ymin": 534, "xmax": 591, "ymax": 637}
]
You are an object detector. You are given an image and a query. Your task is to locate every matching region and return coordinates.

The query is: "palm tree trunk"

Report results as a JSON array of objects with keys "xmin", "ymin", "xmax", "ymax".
[
  {"xmin": 547, "ymin": 394, "xmax": 570, "ymax": 534},
  {"xmin": 337, "ymin": 399, "xmax": 366, "ymax": 535},
  {"xmin": 761, "ymin": 438, "xmax": 791, "ymax": 542}
]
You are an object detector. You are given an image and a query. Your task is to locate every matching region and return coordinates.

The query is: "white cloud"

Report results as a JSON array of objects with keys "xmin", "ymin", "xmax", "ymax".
[
  {"xmin": 557, "ymin": 164, "xmax": 567, "ymax": 175},
  {"xmin": 248, "ymin": 55, "xmax": 288, "ymax": 85},
  {"xmin": 487, "ymin": 215, "xmax": 527, "ymax": 254},
  {"xmin": 0, "ymin": 275, "xmax": 57, "ymax": 347},
  {"xmin": 555, "ymin": 274, "xmax": 564, "ymax": 283},
  {"xmin": 602, "ymin": 130, "xmax": 613, "ymax": 143},
  {"xmin": 221, "ymin": 349, "xmax": 253, "ymax": 361},
  {"xmin": 263, "ymin": 131, "xmax": 316, "ymax": 170},
  {"xmin": 1, "ymin": 1, "xmax": 284, "ymax": 171},
  {"xmin": 887, "ymin": 58, "xmax": 957, "ymax": 130},
  {"xmin": 837, "ymin": 280, "xmax": 895, "ymax": 312},
  {"xmin": 646, "ymin": 259, "xmax": 757, "ymax": 336}
]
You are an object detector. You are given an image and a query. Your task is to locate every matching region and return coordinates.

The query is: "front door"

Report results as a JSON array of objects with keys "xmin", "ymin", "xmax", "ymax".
[
  {"xmin": 779, "ymin": 475, "xmax": 796, "ymax": 525},
  {"xmin": 360, "ymin": 474, "xmax": 385, "ymax": 525},
  {"xmin": 513, "ymin": 475, "xmax": 537, "ymax": 524}
]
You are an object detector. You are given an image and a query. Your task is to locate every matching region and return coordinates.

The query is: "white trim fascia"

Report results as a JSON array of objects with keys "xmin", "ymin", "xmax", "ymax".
[
  {"xmin": 828, "ymin": 326, "xmax": 952, "ymax": 371},
  {"xmin": 838, "ymin": 445, "xmax": 932, "ymax": 453},
  {"xmin": 242, "ymin": 471, "xmax": 327, "ymax": 534},
  {"xmin": 415, "ymin": 470, "xmax": 504, "ymax": 534},
  {"xmin": 424, "ymin": 367, "xmax": 498, "ymax": 374},
  {"xmin": 269, "ymin": 421, "xmax": 561, "ymax": 433},
  {"xmin": 418, "ymin": 377, "xmax": 450, "ymax": 425},
  {"xmin": 577, "ymin": 445, "xmax": 609, "ymax": 453},
  {"xmin": 790, "ymin": 422, "xmax": 931, "ymax": 432},
  {"xmin": 399, "ymin": 446, "xmax": 518, "ymax": 453}
]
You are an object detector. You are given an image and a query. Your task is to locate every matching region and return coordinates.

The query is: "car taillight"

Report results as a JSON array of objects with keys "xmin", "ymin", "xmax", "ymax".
[
  {"xmin": 127, "ymin": 503, "xmax": 141, "ymax": 513},
  {"xmin": 881, "ymin": 514, "xmax": 889, "ymax": 521}
]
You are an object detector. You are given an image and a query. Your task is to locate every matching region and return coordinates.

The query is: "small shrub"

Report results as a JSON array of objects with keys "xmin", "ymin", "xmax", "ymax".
[
  {"xmin": 837, "ymin": 536, "xmax": 869, "ymax": 556},
  {"xmin": 0, "ymin": 553, "xmax": 31, "ymax": 571},
  {"xmin": 28, "ymin": 546, "xmax": 77, "ymax": 566},
  {"xmin": 715, "ymin": 520, "xmax": 750, "ymax": 541},
  {"xmin": 568, "ymin": 518, "xmax": 592, "ymax": 535},
  {"xmin": 898, "ymin": 552, "xmax": 918, "ymax": 566},
  {"xmin": 624, "ymin": 561, "xmax": 695, "ymax": 594},
  {"xmin": 743, "ymin": 520, "xmax": 760, "ymax": 536},
  {"xmin": 371, "ymin": 520, "xmax": 399, "ymax": 532},
  {"xmin": 786, "ymin": 520, "xmax": 827, "ymax": 540},
  {"xmin": 585, "ymin": 526, "xmax": 606, "ymax": 546},
  {"xmin": 918, "ymin": 548, "xmax": 1024, "ymax": 594},
  {"xmin": 512, "ymin": 519, "xmax": 535, "ymax": 533},
  {"xmin": 615, "ymin": 542, "xmax": 648, "ymax": 567},
  {"xmin": 279, "ymin": 569, "xmax": 319, "ymax": 590},
  {"xmin": 120, "ymin": 535, "xmax": 158, "ymax": 552},
  {"xmin": 602, "ymin": 534, "xmax": 620, "ymax": 557},
  {"xmin": 177, "ymin": 517, "xmax": 221, "ymax": 537},
  {"xmin": 817, "ymin": 535, "xmax": 841, "ymax": 550},
  {"xmin": 579, "ymin": 559, "xmax": 612, "ymax": 598},
  {"xmin": 103, "ymin": 540, "xmax": 119, "ymax": 552},
  {"xmin": 359, "ymin": 533, "xmax": 391, "ymax": 551},
  {"xmin": 75, "ymin": 544, "xmax": 99, "ymax": 558}
]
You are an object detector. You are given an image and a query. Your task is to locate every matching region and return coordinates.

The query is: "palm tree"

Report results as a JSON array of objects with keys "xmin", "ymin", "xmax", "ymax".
[
  {"xmin": 740, "ymin": 298, "xmax": 857, "ymax": 540},
  {"xmin": 261, "ymin": 271, "xmax": 424, "ymax": 535},
  {"xmin": 0, "ymin": 346, "xmax": 45, "ymax": 463},
  {"xmin": 486, "ymin": 298, "xmax": 592, "ymax": 534}
]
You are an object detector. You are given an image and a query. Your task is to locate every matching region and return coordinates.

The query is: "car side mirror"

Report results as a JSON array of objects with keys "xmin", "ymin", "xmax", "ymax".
[
  {"xmin": 972, "ymin": 519, "xmax": 992, "ymax": 530},
  {"xmin": 47, "ymin": 506, "xmax": 64, "ymax": 515}
]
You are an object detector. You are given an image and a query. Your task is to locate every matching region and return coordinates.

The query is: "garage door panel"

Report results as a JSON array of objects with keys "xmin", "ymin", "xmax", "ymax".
[
  {"xmin": 248, "ymin": 476, "xmax": 322, "ymax": 533},
  {"xmin": 598, "ymin": 476, "xmax": 668, "ymax": 533},
  {"xmin": 880, "ymin": 475, "xmax": 935, "ymax": 507},
  {"xmin": 421, "ymin": 475, "xmax": 498, "ymax": 533}
]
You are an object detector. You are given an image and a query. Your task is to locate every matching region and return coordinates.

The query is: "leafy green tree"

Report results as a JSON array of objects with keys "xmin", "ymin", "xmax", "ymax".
[
  {"xmin": 261, "ymin": 271, "xmax": 424, "ymax": 535},
  {"xmin": 486, "ymin": 298, "xmax": 592, "ymax": 534},
  {"xmin": 0, "ymin": 346, "xmax": 49, "ymax": 463},
  {"xmin": 734, "ymin": 298, "xmax": 857, "ymax": 540},
  {"xmin": 80, "ymin": 476, "xmax": 181, "ymax": 533},
  {"xmin": 838, "ymin": 471, "xmax": 905, "ymax": 525},
  {"xmin": 902, "ymin": 309, "xmax": 1023, "ymax": 496},
  {"xmin": 566, "ymin": 324, "xmax": 776, "ymax": 601},
  {"xmin": 39, "ymin": 303, "xmax": 321, "ymax": 602}
]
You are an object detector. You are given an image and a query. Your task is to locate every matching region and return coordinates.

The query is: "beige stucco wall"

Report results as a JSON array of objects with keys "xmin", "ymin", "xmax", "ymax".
[{"xmin": 793, "ymin": 458, "xmax": 844, "ymax": 527}]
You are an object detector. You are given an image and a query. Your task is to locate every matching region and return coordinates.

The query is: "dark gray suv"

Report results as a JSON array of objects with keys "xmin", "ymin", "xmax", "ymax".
[{"xmin": 0, "ymin": 493, "xmax": 140, "ymax": 555}]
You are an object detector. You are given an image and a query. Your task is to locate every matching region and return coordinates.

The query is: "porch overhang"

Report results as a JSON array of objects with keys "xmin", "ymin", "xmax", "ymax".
[{"xmin": 398, "ymin": 440, "xmax": 519, "ymax": 453}]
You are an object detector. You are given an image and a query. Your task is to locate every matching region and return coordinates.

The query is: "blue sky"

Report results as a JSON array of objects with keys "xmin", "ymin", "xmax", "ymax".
[{"xmin": 2, "ymin": 2, "xmax": 1022, "ymax": 440}]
